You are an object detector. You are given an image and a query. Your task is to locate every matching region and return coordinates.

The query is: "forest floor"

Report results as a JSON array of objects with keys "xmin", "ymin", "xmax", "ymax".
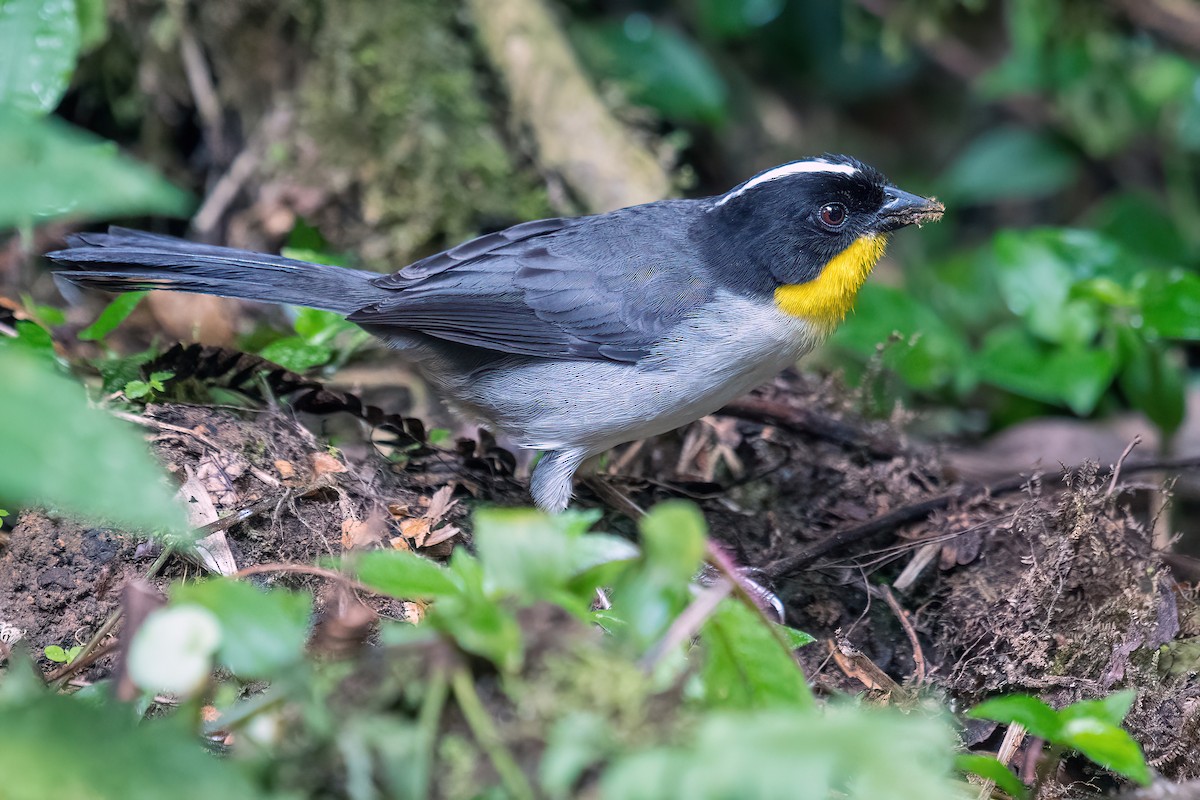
[{"xmin": 3, "ymin": 337, "xmax": 1199, "ymax": 793}]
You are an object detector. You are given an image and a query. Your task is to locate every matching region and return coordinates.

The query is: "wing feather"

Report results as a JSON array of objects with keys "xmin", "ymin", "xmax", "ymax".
[{"xmin": 349, "ymin": 203, "xmax": 712, "ymax": 362}]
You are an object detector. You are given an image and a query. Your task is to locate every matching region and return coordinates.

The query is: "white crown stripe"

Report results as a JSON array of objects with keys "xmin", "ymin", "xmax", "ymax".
[{"xmin": 714, "ymin": 160, "xmax": 859, "ymax": 207}]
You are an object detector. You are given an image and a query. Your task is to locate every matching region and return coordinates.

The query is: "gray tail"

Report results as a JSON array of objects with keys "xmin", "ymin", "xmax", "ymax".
[{"xmin": 47, "ymin": 227, "xmax": 381, "ymax": 315}]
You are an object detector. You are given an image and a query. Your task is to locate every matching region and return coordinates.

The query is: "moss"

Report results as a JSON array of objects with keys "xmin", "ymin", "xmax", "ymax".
[{"xmin": 296, "ymin": 1, "xmax": 553, "ymax": 265}]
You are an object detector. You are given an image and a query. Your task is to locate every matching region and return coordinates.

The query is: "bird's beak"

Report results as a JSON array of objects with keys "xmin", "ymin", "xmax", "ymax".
[{"xmin": 878, "ymin": 186, "xmax": 945, "ymax": 232}]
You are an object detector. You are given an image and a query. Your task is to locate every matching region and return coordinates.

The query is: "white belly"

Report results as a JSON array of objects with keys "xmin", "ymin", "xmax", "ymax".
[{"xmin": 458, "ymin": 292, "xmax": 825, "ymax": 454}]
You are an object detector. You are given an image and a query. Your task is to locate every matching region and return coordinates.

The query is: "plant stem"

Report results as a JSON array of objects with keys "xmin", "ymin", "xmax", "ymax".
[{"xmin": 450, "ymin": 667, "xmax": 534, "ymax": 800}]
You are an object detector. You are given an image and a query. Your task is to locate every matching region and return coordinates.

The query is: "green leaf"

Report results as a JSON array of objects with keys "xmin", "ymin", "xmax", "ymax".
[
  {"xmin": 78, "ymin": 291, "xmax": 146, "ymax": 342},
  {"xmin": 354, "ymin": 549, "xmax": 461, "ymax": 599},
  {"xmin": 1138, "ymin": 270, "xmax": 1200, "ymax": 340},
  {"xmin": 292, "ymin": 306, "xmax": 358, "ymax": 343},
  {"xmin": 942, "ymin": 128, "xmax": 1079, "ymax": 203},
  {"xmin": 93, "ymin": 347, "xmax": 157, "ymax": 393},
  {"xmin": 1041, "ymin": 691, "xmax": 1150, "ymax": 785},
  {"xmin": 474, "ymin": 507, "xmax": 618, "ymax": 607},
  {"xmin": 1059, "ymin": 717, "xmax": 1151, "ymax": 785},
  {"xmin": 1086, "ymin": 192, "xmax": 1189, "ymax": 265},
  {"xmin": 968, "ymin": 694, "xmax": 1063, "ymax": 740},
  {"xmin": 123, "ymin": 380, "xmax": 149, "ymax": 399},
  {"xmin": 75, "ymin": 0, "xmax": 107, "ymax": 52},
  {"xmin": 171, "ymin": 578, "xmax": 311, "ymax": 678},
  {"xmin": 699, "ymin": 597, "xmax": 812, "ymax": 709},
  {"xmin": 0, "ymin": 692, "xmax": 259, "ymax": 799},
  {"xmin": 777, "ymin": 624, "xmax": 816, "ymax": 650},
  {"xmin": 977, "ymin": 326, "xmax": 1117, "ymax": 415},
  {"xmin": 0, "ymin": 347, "xmax": 186, "ymax": 533},
  {"xmin": 541, "ymin": 713, "xmax": 614, "ymax": 800},
  {"xmin": 610, "ymin": 502, "xmax": 707, "ymax": 648},
  {"xmin": 571, "ymin": 17, "xmax": 728, "ymax": 125},
  {"xmin": 834, "ymin": 284, "xmax": 971, "ymax": 392},
  {"xmin": 43, "ymin": 644, "xmax": 68, "ymax": 662},
  {"xmin": 1061, "ymin": 688, "xmax": 1135, "ymax": 728},
  {"xmin": 10, "ymin": 319, "xmax": 55, "ymax": 355},
  {"xmin": 1116, "ymin": 330, "xmax": 1185, "ymax": 438},
  {"xmin": 434, "ymin": 593, "xmax": 524, "ymax": 672},
  {"xmin": 0, "ymin": 0, "xmax": 81, "ymax": 114},
  {"xmin": 258, "ymin": 336, "xmax": 333, "ymax": 372},
  {"xmin": 695, "ymin": 0, "xmax": 784, "ymax": 39},
  {"xmin": 601, "ymin": 709, "xmax": 961, "ymax": 800},
  {"xmin": 956, "ymin": 754, "xmax": 1028, "ymax": 800},
  {"xmin": 638, "ymin": 501, "xmax": 706, "ymax": 583},
  {"xmin": 0, "ymin": 110, "xmax": 191, "ymax": 228}
]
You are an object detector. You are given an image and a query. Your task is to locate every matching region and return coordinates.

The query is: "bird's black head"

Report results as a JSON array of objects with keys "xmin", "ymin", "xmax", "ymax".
[{"xmin": 696, "ymin": 154, "xmax": 944, "ymax": 326}]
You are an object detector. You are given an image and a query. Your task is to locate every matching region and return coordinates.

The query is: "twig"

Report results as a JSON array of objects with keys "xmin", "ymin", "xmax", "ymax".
[
  {"xmin": 233, "ymin": 562, "xmax": 376, "ymax": 595},
  {"xmin": 465, "ymin": 0, "xmax": 671, "ymax": 213},
  {"xmin": 975, "ymin": 724, "xmax": 1027, "ymax": 800},
  {"xmin": 640, "ymin": 579, "xmax": 733, "ymax": 672},
  {"xmin": 47, "ymin": 545, "xmax": 176, "ymax": 686},
  {"xmin": 1107, "ymin": 436, "xmax": 1142, "ymax": 498},
  {"xmin": 110, "ymin": 409, "xmax": 223, "ymax": 451},
  {"xmin": 767, "ymin": 455, "xmax": 1200, "ymax": 580},
  {"xmin": 875, "ymin": 585, "xmax": 926, "ymax": 684},
  {"xmin": 719, "ymin": 397, "xmax": 902, "ymax": 459}
]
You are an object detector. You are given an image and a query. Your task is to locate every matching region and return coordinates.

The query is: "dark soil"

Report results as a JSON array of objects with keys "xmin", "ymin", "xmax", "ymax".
[{"xmin": 2, "ymin": 365, "xmax": 1198, "ymax": 790}]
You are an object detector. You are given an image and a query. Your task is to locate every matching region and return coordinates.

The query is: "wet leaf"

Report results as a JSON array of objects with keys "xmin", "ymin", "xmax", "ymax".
[
  {"xmin": 956, "ymin": 754, "xmax": 1028, "ymax": 800},
  {"xmin": 699, "ymin": 598, "xmax": 812, "ymax": 709},
  {"xmin": 78, "ymin": 291, "xmax": 146, "ymax": 341},
  {"xmin": 0, "ymin": 347, "xmax": 186, "ymax": 533},
  {"xmin": 0, "ymin": 0, "xmax": 80, "ymax": 114},
  {"xmin": 172, "ymin": 578, "xmax": 311, "ymax": 679},
  {"xmin": 0, "ymin": 110, "xmax": 191, "ymax": 228}
]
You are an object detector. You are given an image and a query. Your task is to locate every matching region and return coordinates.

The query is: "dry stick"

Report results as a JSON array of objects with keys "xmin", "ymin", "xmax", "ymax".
[
  {"xmin": 720, "ymin": 397, "xmax": 902, "ymax": 459},
  {"xmin": 640, "ymin": 580, "xmax": 733, "ymax": 672},
  {"xmin": 975, "ymin": 724, "xmax": 1028, "ymax": 800},
  {"xmin": 767, "ymin": 455, "xmax": 1200, "ymax": 581},
  {"xmin": 234, "ymin": 562, "xmax": 376, "ymax": 596},
  {"xmin": 876, "ymin": 585, "xmax": 926, "ymax": 684},
  {"xmin": 1107, "ymin": 436, "xmax": 1143, "ymax": 499}
]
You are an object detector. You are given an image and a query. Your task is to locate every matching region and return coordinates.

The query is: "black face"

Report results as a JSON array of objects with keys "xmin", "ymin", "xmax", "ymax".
[{"xmin": 695, "ymin": 155, "xmax": 943, "ymax": 295}]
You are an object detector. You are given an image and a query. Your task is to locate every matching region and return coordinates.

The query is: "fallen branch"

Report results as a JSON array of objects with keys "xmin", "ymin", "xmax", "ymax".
[{"xmin": 767, "ymin": 455, "xmax": 1200, "ymax": 581}]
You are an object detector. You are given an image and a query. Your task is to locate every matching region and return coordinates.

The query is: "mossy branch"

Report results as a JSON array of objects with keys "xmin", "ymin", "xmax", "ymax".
[{"xmin": 466, "ymin": 0, "xmax": 673, "ymax": 213}]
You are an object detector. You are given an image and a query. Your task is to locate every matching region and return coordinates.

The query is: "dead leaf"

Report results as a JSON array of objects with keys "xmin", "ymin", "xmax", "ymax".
[
  {"xmin": 312, "ymin": 451, "xmax": 348, "ymax": 476},
  {"xmin": 423, "ymin": 485, "xmax": 457, "ymax": 523},
  {"xmin": 402, "ymin": 601, "xmax": 426, "ymax": 624},
  {"xmin": 196, "ymin": 452, "xmax": 248, "ymax": 506},
  {"xmin": 400, "ymin": 517, "xmax": 432, "ymax": 547},
  {"xmin": 387, "ymin": 502, "xmax": 410, "ymax": 518},
  {"xmin": 423, "ymin": 524, "xmax": 461, "ymax": 548},
  {"xmin": 274, "ymin": 459, "xmax": 296, "ymax": 479},
  {"xmin": 390, "ymin": 536, "xmax": 411, "ymax": 551},
  {"xmin": 341, "ymin": 512, "xmax": 387, "ymax": 550}
]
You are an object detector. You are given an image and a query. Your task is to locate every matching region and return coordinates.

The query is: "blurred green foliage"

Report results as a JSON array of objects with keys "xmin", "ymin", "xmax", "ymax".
[
  {"xmin": 1, "ymin": 504, "xmax": 969, "ymax": 799},
  {"xmin": 570, "ymin": 0, "xmax": 1200, "ymax": 445},
  {"xmin": 969, "ymin": 690, "xmax": 1151, "ymax": 787}
]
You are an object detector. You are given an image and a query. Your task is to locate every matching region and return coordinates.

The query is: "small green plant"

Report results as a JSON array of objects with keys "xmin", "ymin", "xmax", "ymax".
[
  {"xmin": 967, "ymin": 689, "xmax": 1152, "ymax": 790},
  {"xmin": 123, "ymin": 371, "xmax": 174, "ymax": 401},
  {"xmin": 43, "ymin": 644, "xmax": 83, "ymax": 664},
  {"xmin": 244, "ymin": 234, "xmax": 372, "ymax": 373}
]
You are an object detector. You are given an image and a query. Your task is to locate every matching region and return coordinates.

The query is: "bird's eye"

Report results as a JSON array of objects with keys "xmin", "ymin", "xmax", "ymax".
[{"xmin": 819, "ymin": 203, "xmax": 848, "ymax": 229}]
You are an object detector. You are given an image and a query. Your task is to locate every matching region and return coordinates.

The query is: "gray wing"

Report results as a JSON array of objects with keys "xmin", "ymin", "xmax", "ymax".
[{"xmin": 349, "ymin": 203, "xmax": 713, "ymax": 362}]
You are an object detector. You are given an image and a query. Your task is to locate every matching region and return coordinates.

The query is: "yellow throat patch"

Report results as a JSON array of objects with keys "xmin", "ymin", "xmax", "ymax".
[{"xmin": 774, "ymin": 234, "xmax": 887, "ymax": 327}]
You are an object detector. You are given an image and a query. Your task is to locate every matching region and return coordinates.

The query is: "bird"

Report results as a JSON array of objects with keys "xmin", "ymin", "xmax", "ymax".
[{"xmin": 48, "ymin": 154, "xmax": 943, "ymax": 513}]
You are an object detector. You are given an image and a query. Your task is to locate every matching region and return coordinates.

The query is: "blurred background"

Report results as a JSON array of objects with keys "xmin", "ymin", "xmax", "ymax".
[{"xmin": 6, "ymin": 0, "xmax": 1200, "ymax": 482}]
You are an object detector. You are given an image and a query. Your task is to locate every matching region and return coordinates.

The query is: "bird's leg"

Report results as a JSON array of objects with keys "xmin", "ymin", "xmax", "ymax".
[{"xmin": 529, "ymin": 446, "xmax": 591, "ymax": 513}]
